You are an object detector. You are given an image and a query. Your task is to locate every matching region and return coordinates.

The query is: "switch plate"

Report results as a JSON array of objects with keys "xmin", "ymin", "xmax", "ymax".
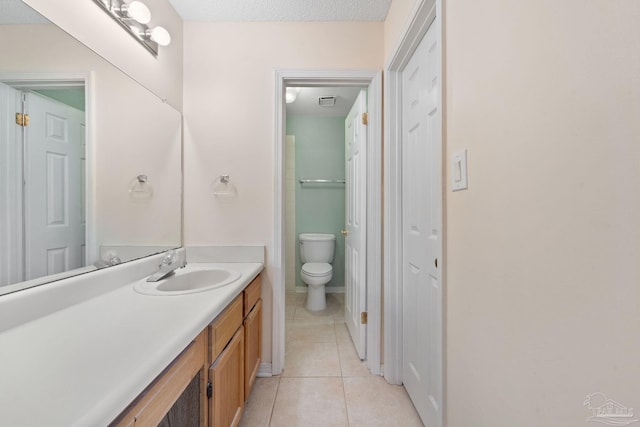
[{"xmin": 451, "ymin": 149, "xmax": 468, "ymax": 191}]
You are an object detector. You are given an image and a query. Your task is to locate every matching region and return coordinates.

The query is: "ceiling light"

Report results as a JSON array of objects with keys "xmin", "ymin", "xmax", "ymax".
[{"xmin": 286, "ymin": 87, "xmax": 301, "ymax": 104}]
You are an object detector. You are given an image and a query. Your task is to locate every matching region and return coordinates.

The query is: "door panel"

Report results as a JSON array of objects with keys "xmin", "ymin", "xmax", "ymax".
[
  {"xmin": 401, "ymin": 22, "xmax": 442, "ymax": 426},
  {"xmin": 24, "ymin": 92, "xmax": 85, "ymax": 280},
  {"xmin": 210, "ymin": 327, "xmax": 244, "ymax": 427},
  {"xmin": 344, "ymin": 89, "xmax": 367, "ymax": 359}
]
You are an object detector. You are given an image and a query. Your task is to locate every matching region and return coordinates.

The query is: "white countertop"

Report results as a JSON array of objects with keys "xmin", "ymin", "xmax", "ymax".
[{"xmin": 0, "ymin": 261, "xmax": 263, "ymax": 427}]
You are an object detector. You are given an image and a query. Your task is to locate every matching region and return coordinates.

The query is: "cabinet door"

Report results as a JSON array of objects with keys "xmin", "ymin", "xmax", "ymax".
[
  {"xmin": 110, "ymin": 331, "xmax": 206, "ymax": 427},
  {"xmin": 209, "ymin": 327, "xmax": 244, "ymax": 427},
  {"xmin": 244, "ymin": 299, "xmax": 262, "ymax": 400}
]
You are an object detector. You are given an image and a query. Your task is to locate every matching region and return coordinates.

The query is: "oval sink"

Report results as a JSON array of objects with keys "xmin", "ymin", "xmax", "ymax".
[{"xmin": 134, "ymin": 268, "xmax": 241, "ymax": 295}]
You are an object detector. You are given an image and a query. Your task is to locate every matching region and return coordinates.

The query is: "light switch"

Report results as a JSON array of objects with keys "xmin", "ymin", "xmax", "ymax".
[{"xmin": 451, "ymin": 149, "xmax": 468, "ymax": 191}]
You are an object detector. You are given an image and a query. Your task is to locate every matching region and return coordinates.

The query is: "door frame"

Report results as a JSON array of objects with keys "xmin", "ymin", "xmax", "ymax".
[
  {"xmin": 0, "ymin": 72, "xmax": 96, "ymax": 273},
  {"xmin": 273, "ymin": 69, "xmax": 383, "ymax": 376},
  {"xmin": 383, "ymin": 0, "xmax": 444, "ymax": 398}
]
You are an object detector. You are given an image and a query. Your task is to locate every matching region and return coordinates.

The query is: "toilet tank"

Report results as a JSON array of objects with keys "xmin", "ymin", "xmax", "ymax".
[{"xmin": 299, "ymin": 233, "xmax": 336, "ymax": 263}]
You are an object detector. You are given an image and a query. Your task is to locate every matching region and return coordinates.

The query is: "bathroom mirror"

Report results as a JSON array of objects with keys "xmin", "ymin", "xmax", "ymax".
[{"xmin": 0, "ymin": 0, "xmax": 182, "ymax": 295}]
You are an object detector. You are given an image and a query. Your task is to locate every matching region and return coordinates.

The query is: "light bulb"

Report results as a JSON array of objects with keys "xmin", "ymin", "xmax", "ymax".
[
  {"xmin": 126, "ymin": 1, "xmax": 151, "ymax": 24},
  {"xmin": 285, "ymin": 87, "xmax": 300, "ymax": 104},
  {"xmin": 148, "ymin": 26, "xmax": 171, "ymax": 46}
]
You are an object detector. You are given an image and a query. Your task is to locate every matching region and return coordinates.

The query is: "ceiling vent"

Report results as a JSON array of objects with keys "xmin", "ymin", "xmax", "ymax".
[{"xmin": 318, "ymin": 96, "xmax": 337, "ymax": 107}]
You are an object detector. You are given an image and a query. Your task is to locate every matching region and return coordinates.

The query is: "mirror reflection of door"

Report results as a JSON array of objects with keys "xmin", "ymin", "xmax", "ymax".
[{"xmin": 0, "ymin": 82, "xmax": 86, "ymax": 285}]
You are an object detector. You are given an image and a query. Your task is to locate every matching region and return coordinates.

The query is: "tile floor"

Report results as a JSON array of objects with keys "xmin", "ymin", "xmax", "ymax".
[{"xmin": 238, "ymin": 292, "xmax": 424, "ymax": 427}]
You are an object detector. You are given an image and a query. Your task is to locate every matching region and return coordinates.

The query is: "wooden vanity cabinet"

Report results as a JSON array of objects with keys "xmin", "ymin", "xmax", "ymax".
[
  {"xmin": 111, "ymin": 331, "xmax": 207, "ymax": 427},
  {"xmin": 207, "ymin": 274, "xmax": 262, "ymax": 426},
  {"xmin": 112, "ymin": 273, "xmax": 263, "ymax": 427},
  {"xmin": 207, "ymin": 295, "xmax": 245, "ymax": 427},
  {"xmin": 208, "ymin": 327, "xmax": 245, "ymax": 427},
  {"xmin": 243, "ymin": 276, "xmax": 262, "ymax": 400}
]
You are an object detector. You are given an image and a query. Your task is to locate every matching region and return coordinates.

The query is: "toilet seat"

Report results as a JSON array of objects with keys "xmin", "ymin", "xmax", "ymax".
[{"xmin": 301, "ymin": 262, "xmax": 332, "ymax": 277}]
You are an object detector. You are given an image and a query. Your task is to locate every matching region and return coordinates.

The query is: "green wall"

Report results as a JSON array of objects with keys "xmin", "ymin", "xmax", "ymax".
[
  {"xmin": 287, "ymin": 116, "xmax": 345, "ymax": 289},
  {"xmin": 34, "ymin": 87, "xmax": 85, "ymax": 111}
]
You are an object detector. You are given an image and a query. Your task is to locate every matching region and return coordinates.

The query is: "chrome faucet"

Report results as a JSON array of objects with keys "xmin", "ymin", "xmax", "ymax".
[{"xmin": 146, "ymin": 250, "xmax": 186, "ymax": 282}]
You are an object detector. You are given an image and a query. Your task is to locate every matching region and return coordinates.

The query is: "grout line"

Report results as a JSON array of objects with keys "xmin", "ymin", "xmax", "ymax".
[
  {"xmin": 267, "ymin": 376, "xmax": 281, "ymax": 427},
  {"xmin": 341, "ymin": 376, "xmax": 351, "ymax": 427}
]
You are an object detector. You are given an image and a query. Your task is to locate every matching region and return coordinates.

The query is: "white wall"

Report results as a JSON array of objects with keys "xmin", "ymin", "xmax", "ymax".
[
  {"xmin": 183, "ymin": 21, "xmax": 384, "ymax": 363},
  {"xmin": 388, "ymin": 0, "xmax": 640, "ymax": 425},
  {"xmin": 21, "ymin": 0, "xmax": 183, "ymax": 109}
]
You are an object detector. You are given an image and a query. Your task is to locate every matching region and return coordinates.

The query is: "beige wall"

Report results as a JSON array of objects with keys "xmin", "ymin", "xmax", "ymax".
[
  {"xmin": 183, "ymin": 21, "xmax": 384, "ymax": 362},
  {"xmin": 443, "ymin": 1, "xmax": 640, "ymax": 425},
  {"xmin": 22, "ymin": 0, "xmax": 183, "ymax": 109},
  {"xmin": 383, "ymin": 0, "xmax": 419, "ymax": 60}
]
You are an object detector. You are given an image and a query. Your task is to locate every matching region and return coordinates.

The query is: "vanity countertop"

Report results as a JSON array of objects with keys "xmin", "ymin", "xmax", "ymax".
[{"xmin": 0, "ymin": 262, "xmax": 263, "ymax": 426}]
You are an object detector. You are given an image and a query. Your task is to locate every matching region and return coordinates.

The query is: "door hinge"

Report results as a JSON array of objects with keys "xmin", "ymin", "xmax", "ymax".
[
  {"xmin": 15, "ymin": 113, "xmax": 29, "ymax": 127},
  {"xmin": 361, "ymin": 312, "xmax": 368, "ymax": 324},
  {"xmin": 362, "ymin": 112, "xmax": 368, "ymax": 126},
  {"xmin": 206, "ymin": 381, "xmax": 212, "ymax": 399}
]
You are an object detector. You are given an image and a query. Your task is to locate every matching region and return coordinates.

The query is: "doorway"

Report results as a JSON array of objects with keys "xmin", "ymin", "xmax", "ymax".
[
  {"xmin": 273, "ymin": 70, "xmax": 382, "ymax": 376},
  {"xmin": 0, "ymin": 75, "xmax": 90, "ymax": 287},
  {"xmin": 284, "ymin": 86, "xmax": 366, "ymax": 361}
]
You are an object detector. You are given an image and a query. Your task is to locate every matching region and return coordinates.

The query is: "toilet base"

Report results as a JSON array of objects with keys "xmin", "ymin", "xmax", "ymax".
[{"xmin": 306, "ymin": 284, "xmax": 326, "ymax": 311}]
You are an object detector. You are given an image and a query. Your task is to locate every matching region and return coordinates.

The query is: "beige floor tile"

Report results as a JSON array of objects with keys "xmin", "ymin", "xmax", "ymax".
[
  {"xmin": 292, "ymin": 294, "xmax": 341, "ymax": 318},
  {"xmin": 292, "ymin": 306, "xmax": 336, "ymax": 323},
  {"xmin": 283, "ymin": 341, "xmax": 341, "ymax": 377},
  {"xmin": 335, "ymin": 322, "xmax": 352, "ymax": 343},
  {"xmin": 285, "ymin": 304, "xmax": 296, "ymax": 320},
  {"xmin": 343, "ymin": 377, "xmax": 424, "ymax": 427},
  {"xmin": 285, "ymin": 292, "xmax": 306, "ymax": 307},
  {"xmin": 238, "ymin": 377, "xmax": 280, "ymax": 427},
  {"xmin": 270, "ymin": 377, "xmax": 348, "ymax": 427},
  {"xmin": 288, "ymin": 322, "xmax": 337, "ymax": 343},
  {"xmin": 337, "ymin": 340, "xmax": 372, "ymax": 378}
]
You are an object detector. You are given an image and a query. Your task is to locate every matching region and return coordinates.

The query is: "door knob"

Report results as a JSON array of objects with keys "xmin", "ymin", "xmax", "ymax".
[
  {"xmin": 435, "ymin": 258, "xmax": 438, "ymax": 268},
  {"xmin": 341, "ymin": 229, "xmax": 349, "ymax": 236}
]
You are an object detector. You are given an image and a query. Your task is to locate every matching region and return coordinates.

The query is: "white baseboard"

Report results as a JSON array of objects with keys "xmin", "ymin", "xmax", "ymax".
[
  {"xmin": 257, "ymin": 363, "xmax": 272, "ymax": 377},
  {"xmin": 295, "ymin": 286, "xmax": 345, "ymax": 294}
]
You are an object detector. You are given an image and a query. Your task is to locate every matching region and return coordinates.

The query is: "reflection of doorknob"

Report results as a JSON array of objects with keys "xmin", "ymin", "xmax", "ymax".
[{"xmin": 341, "ymin": 229, "xmax": 349, "ymax": 236}]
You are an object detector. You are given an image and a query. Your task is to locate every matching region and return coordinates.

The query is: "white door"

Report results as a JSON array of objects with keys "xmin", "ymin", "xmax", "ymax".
[
  {"xmin": 401, "ymin": 22, "xmax": 442, "ymax": 426},
  {"xmin": 23, "ymin": 92, "xmax": 85, "ymax": 280},
  {"xmin": 344, "ymin": 89, "xmax": 367, "ymax": 359},
  {"xmin": 0, "ymin": 82, "xmax": 23, "ymax": 286}
]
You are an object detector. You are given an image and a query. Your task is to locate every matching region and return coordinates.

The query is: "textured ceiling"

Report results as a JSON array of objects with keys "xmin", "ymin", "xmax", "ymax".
[
  {"xmin": 0, "ymin": 0, "xmax": 48, "ymax": 24},
  {"xmin": 167, "ymin": 0, "xmax": 392, "ymax": 22},
  {"xmin": 286, "ymin": 87, "xmax": 361, "ymax": 117}
]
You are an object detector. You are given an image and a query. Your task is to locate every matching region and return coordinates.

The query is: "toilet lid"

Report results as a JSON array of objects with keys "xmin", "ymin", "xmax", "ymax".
[{"xmin": 302, "ymin": 263, "xmax": 332, "ymax": 276}]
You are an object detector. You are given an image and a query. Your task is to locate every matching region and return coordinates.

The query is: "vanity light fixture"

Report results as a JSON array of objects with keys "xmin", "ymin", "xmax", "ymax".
[{"xmin": 92, "ymin": 0, "xmax": 171, "ymax": 56}]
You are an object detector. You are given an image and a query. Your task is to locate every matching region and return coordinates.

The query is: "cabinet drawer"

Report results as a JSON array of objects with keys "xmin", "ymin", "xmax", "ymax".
[
  {"xmin": 209, "ymin": 295, "xmax": 243, "ymax": 364},
  {"xmin": 243, "ymin": 275, "xmax": 261, "ymax": 316}
]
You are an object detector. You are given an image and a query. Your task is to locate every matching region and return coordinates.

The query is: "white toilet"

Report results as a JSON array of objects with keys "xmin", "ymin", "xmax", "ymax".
[{"xmin": 299, "ymin": 233, "xmax": 335, "ymax": 311}]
